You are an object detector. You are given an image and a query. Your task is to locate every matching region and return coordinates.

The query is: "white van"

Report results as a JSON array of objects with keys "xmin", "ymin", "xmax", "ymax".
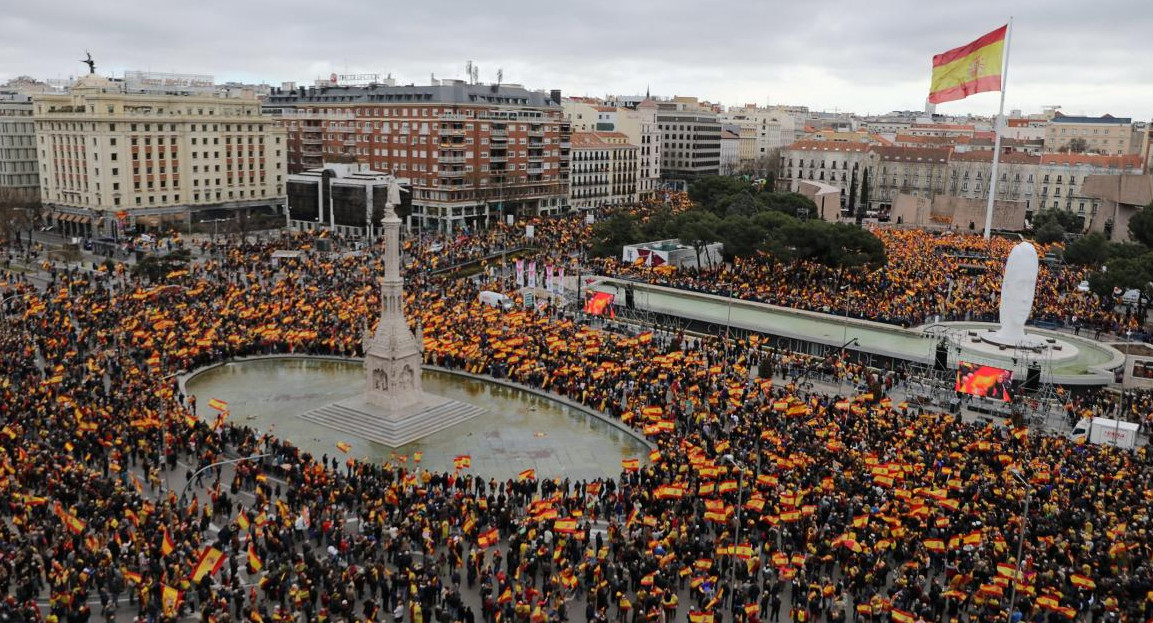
[
  {"xmin": 1071, "ymin": 417, "xmax": 1139, "ymax": 449},
  {"xmin": 478, "ymin": 290, "xmax": 514, "ymax": 311}
]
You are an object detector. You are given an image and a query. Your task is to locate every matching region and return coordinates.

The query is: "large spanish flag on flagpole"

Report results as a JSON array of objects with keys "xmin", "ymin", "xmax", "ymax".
[{"xmin": 929, "ymin": 25, "xmax": 1008, "ymax": 104}]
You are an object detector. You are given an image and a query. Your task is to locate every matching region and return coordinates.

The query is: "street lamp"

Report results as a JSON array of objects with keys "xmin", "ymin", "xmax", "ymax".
[
  {"xmin": 1005, "ymin": 469, "xmax": 1031, "ymax": 623},
  {"xmin": 721, "ymin": 452, "xmax": 761, "ymax": 607},
  {"xmin": 156, "ymin": 369, "xmax": 187, "ymax": 490}
]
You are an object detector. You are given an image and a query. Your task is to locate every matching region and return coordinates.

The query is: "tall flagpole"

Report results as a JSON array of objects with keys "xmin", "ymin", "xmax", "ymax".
[{"xmin": 983, "ymin": 17, "xmax": 1014, "ymax": 240}]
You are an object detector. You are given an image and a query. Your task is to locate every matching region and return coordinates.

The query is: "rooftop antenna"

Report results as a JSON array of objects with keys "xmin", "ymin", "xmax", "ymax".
[
  {"xmin": 465, "ymin": 61, "xmax": 474, "ymax": 84},
  {"xmin": 471, "ymin": 64, "xmax": 479, "ymax": 85},
  {"xmin": 497, "ymin": 68, "xmax": 503, "ymax": 87}
]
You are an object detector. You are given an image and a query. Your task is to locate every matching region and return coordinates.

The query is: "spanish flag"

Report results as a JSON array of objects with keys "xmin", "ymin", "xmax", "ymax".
[
  {"xmin": 553, "ymin": 518, "xmax": 580, "ymax": 533},
  {"xmin": 190, "ymin": 546, "xmax": 225, "ymax": 582},
  {"xmin": 928, "ymin": 25, "xmax": 1007, "ymax": 104},
  {"xmin": 247, "ymin": 542, "xmax": 263, "ymax": 572},
  {"xmin": 477, "ymin": 527, "xmax": 500, "ymax": 548},
  {"xmin": 621, "ymin": 458, "xmax": 640, "ymax": 472},
  {"xmin": 1070, "ymin": 573, "xmax": 1096, "ymax": 590},
  {"xmin": 891, "ymin": 609, "xmax": 916, "ymax": 623},
  {"xmin": 207, "ymin": 397, "xmax": 228, "ymax": 411},
  {"xmin": 454, "ymin": 455, "xmax": 472, "ymax": 469},
  {"xmin": 518, "ymin": 468, "xmax": 536, "ymax": 481},
  {"xmin": 161, "ymin": 527, "xmax": 176, "ymax": 556},
  {"xmin": 161, "ymin": 584, "xmax": 182, "ymax": 616},
  {"xmin": 123, "ymin": 569, "xmax": 143, "ymax": 585},
  {"xmin": 336, "ymin": 441, "xmax": 351, "ymax": 453},
  {"xmin": 236, "ymin": 512, "xmax": 250, "ymax": 531}
]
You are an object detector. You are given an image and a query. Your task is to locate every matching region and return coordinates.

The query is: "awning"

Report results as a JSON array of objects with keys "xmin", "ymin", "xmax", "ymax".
[
  {"xmin": 57, "ymin": 214, "xmax": 77, "ymax": 223},
  {"xmin": 135, "ymin": 216, "xmax": 162, "ymax": 227}
]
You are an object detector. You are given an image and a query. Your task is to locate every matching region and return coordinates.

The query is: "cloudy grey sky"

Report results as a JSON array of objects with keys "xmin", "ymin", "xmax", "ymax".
[{"xmin": 2, "ymin": 0, "xmax": 1150, "ymax": 119}]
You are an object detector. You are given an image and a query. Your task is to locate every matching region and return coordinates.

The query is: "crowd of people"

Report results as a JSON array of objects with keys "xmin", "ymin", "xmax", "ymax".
[
  {"xmin": 0, "ymin": 202, "xmax": 1150, "ymax": 623},
  {"xmin": 592, "ymin": 228, "xmax": 1134, "ymax": 336}
]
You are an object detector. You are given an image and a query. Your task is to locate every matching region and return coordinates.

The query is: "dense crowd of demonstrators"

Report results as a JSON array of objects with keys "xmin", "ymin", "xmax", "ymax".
[
  {"xmin": 590, "ymin": 229, "xmax": 1134, "ymax": 336},
  {"xmin": 0, "ymin": 204, "xmax": 1151, "ymax": 623}
]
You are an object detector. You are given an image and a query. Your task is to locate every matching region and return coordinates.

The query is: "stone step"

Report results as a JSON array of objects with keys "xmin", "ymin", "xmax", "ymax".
[{"xmin": 299, "ymin": 398, "xmax": 485, "ymax": 448}]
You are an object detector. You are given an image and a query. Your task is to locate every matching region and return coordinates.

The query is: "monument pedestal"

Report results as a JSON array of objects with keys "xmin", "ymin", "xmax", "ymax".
[{"xmin": 300, "ymin": 391, "xmax": 484, "ymax": 448}]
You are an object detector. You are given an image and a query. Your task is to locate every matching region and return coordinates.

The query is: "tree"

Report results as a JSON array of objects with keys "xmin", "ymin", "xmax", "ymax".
[
  {"xmin": 1061, "ymin": 232, "xmax": 1110, "ymax": 266},
  {"xmin": 846, "ymin": 168, "xmax": 858, "ymax": 224},
  {"xmin": 672, "ymin": 210, "xmax": 723, "ymax": 268},
  {"xmin": 860, "ymin": 169, "xmax": 871, "ymax": 218},
  {"xmin": 1127, "ymin": 204, "xmax": 1153, "ymax": 248},
  {"xmin": 1088, "ymin": 253, "xmax": 1153, "ymax": 320},
  {"xmin": 1034, "ymin": 220, "xmax": 1066, "ymax": 244},
  {"xmin": 638, "ymin": 204, "xmax": 677, "ymax": 241},
  {"xmin": 589, "ymin": 212, "xmax": 639, "ymax": 258},
  {"xmin": 716, "ymin": 214, "xmax": 767, "ymax": 259},
  {"xmin": 721, "ymin": 192, "xmax": 758, "ymax": 218},
  {"xmin": 1033, "ymin": 208, "xmax": 1084, "ymax": 234},
  {"xmin": 757, "ymin": 192, "xmax": 818, "ymax": 218},
  {"xmin": 687, "ymin": 176, "xmax": 751, "ymax": 215}
]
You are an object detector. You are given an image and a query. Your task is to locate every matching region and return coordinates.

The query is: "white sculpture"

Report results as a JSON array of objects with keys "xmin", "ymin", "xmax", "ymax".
[{"xmin": 986, "ymin": 242, "xmax": 1046, "ymax": 347}]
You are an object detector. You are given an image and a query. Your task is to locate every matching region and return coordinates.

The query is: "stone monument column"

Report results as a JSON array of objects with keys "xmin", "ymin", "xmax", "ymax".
[{"xmin": 363, "ymin": 181, "xmax": 424, "ymax": 409}]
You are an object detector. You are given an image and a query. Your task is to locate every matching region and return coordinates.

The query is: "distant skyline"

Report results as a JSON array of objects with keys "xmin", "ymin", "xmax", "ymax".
[{"xmin": 2, "ymin": 0, "xmax": 1150, "ymax": 120}]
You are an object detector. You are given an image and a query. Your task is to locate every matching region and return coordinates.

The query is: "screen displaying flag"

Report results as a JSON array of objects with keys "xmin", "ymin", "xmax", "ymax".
[
  {"xmin": 929, "ymin": 25, "xmax": 1007, "ymax": 104},
  {"xmin": 207, "ymin": 397, "xmax": 228, "ymax": 411}
]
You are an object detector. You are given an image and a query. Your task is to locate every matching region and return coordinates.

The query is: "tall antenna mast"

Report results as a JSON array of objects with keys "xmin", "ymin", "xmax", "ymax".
[{"xmin": 465, "ymin": 60, "xmax": 473, "ymax": 83}]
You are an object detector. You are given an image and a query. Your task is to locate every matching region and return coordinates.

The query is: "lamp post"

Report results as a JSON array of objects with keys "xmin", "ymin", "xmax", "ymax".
[
  {"xmin": 179, "ymin": 453, "xmax": 272, "ymax": 506},
  {"xmin": 156, "ymin": 369, "xmax": 187, "ymax": 491},
  {"xmin": 721, "ymin": 452, "xmax": 761, "ymax": 607},
  {"xmin": 1006, "ymin": 469, "xmax": 1031, "ymax": 623}
]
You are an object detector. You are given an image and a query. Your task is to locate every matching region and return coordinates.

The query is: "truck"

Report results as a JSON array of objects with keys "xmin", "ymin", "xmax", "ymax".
[
  {"xmin": 1070, "ymin": 416, "xmax": 1140, "ymax": 449},
  {"xmin": 478, "ymin": 290, "xmax": 514, "ymax": 311}
]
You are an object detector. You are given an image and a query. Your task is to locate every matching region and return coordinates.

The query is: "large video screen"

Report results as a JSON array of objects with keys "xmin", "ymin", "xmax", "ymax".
[{"xmin": 955, "ymin": 361, "xmax": 1013, "ymax": 402}]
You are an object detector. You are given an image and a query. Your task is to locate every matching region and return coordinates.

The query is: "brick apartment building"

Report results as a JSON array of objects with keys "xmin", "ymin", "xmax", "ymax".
[{"xmin": 264, "ymin": 80, "xmax": 571, "ymax": 233}]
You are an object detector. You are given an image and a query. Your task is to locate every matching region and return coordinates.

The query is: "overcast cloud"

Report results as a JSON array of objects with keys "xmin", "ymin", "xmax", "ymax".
[{"xmin": 2, "ymin": 0, "xmax": 1150, "ymax": 119}]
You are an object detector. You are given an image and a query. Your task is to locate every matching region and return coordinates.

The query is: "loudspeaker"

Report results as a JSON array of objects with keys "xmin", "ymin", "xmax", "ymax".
[
  {"xmin": 1024, "ymin": 365, "xmax": 1041, "ymax": 392},
  {"xmin": 934, "ymin": 341, "xmax": 949, "ymax": 371}
]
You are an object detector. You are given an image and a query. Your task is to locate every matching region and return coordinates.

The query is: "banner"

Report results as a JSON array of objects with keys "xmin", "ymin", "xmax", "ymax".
[
  {"xmin": 555, "ymin": 267, "xmax": 564, "ymax": 295},
  {"xmin": 544, "ymin": 265, "xmax": 553, "ymax": 292},
  {"xmin": 527, "ymin": 262, "xmax": 537, "ymax": 289},
  {"xmin": 526, "ymin": 225, "xmax": 535, "ymax": 240},
  {"xmin": 515, "ymin": 259, "xmax": 525, "ymax": 287}
]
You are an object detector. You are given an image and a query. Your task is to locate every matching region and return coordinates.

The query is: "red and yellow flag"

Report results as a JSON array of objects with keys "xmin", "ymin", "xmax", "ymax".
[
  {"xmin": 477, "ymin": 527, "xmax": 500, "ymax": 548},
  {"xmin": 161, "ymin": 584, "xmax": 182, "ymax": 615},
  {"xmin": 454, "ymin": 455, "xmax": 472, "ymax": 469},
  {"xmin": 518, "ymin": 468, "xmax": 536, "ymax": 481},
  {"xmin": 931, "ymin": 25, "xmax": 1005, "ymax": 104},
  {"xmin": 621, "ymin": 458, "xmax": 640, "ymax": 472},
  {"xmin": 929, "ymin": 25, "xmax": 1007, "ymax": 104},
  {"xmin": 247, "ymin": 542, "xmax": 263, "ymax": 572},
  {"xmin": 190, "ymin": 546, "xmax": 225, "ymax": 582},
  {"xmin": 335, "ymin": 441, "xmax": 351, "ymax": 454},
  {"xmin": 207, "ymin": 398, "xmax": 229, "ymax": 411},
  {"xmin": 161, "ymin": 527, "xmax": 176, "ymax": 556}
]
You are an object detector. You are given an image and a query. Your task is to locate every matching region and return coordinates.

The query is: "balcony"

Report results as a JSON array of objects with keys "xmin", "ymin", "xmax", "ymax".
[
  {"xmin": 440, "ymin": 126, "xmax": 467, "ymax": 136},
  {"xmin": 490, "ymin": 128, "xmax": 508, "ymax": 137},
  {"xmin": 343, "ymin": 140, "xmax": 357, "ymax": 146},
  {"xmin": 439, "ymin": 169, "xmax": 468, "ymax": 178},
  {"xmin": 438, "ymin": 155, "xmax": 467, "ymax": 164},
  {"xmin": 489, "ymin": 153, "xmax": 508, "ymax": 162},
  {"xmin": 440, "ymin": 113, "xmax": 469, "ymax": 121}
]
